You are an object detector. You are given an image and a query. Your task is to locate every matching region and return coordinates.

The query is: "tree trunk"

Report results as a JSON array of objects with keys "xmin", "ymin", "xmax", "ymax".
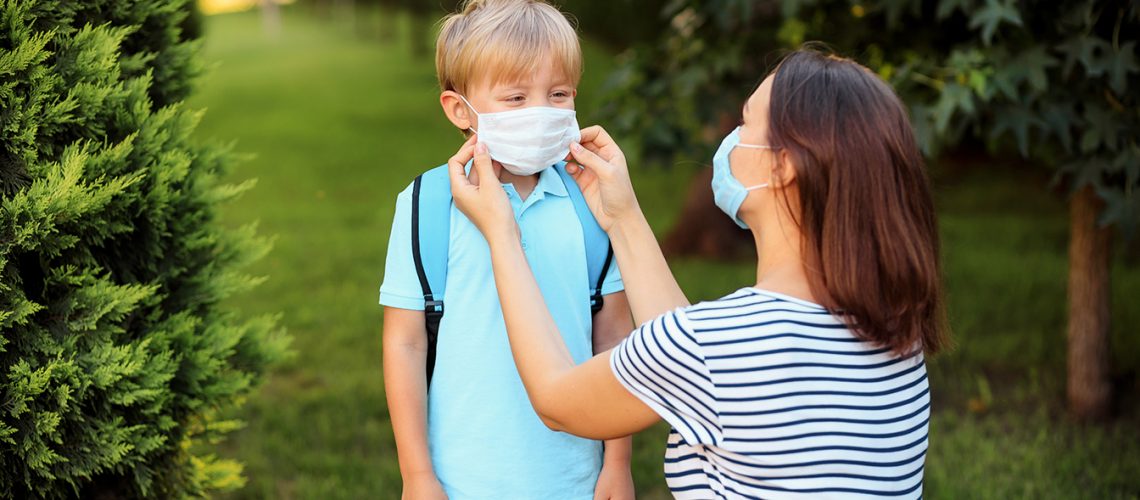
[{"xmin": 1066, "ymin": 186, "xmax": 1113, "ymax": 420}]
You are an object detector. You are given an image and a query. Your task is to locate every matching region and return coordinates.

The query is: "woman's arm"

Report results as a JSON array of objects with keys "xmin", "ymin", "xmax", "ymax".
[
  {"xmin": 564, "ymin": 129, "xmax": 690, "ymax": 325},
  {"xmin": 448, "ymin": 143, "xmax": 659, "ymax": 439},
  {"xmin": 486, "ymin": 233, "xmax": 659, "ymax": 439},
  {"xmin": 605, "ymin": 211, "xmax": 689, "ymax": 326}
]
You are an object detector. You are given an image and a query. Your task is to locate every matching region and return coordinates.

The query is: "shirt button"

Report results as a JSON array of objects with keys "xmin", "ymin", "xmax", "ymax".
[{"xmin": 521, "ymin": 240, "xmax": 528, "ymax": 250}]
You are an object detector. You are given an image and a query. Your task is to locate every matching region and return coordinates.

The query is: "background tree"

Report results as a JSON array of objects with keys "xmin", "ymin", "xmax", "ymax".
[
  {"xmin": 0, "ymin": 0, "xmax": 287, "ymax": 497},
  {"xmin": 600, "ymin": 0, "xmax": 1138, "ymax": 420}
]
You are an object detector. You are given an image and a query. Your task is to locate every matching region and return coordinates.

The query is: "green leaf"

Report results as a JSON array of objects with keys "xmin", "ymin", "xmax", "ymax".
[
  {"xmin": 932, "ymin": 83, "xmax": 976, "ymax": 133},
  {"xmin": 936, "ymin": 0, "xmax": 974, "ymax": 19},
  {"xmin": 1001, "ymin": 46, "xmax": 1058, "ymax": 93},
  {"xmin": 1040, "ymin": 102, "xmax": 1079, "ymax": 153},
  {"xmin": 1096, "ymin": 185, "xmax": 1139, "ymax": 236},
  {"xmin": 1104, "ymin": 41, "xmax": 1139, "ymax": 95},
  {"xmin": 1079, "ymin": 104, "xmax": 1123, "ymax": 153},
  {"xmin": 968, "ymin": 69, "xmax": 990, "ymax": 98},
  {"xmin": 989, "ymin": 67, "xmax": 1019, "ymax": 100},
  {"xmin": 945, "ymin": 49, "xmax": 993, "ymax": 98},
  {"xmin": 1055, "ymin": 35, "xmax": 1137, "ymax": 93},
  {"xmin": 946, "ymin": 48, "xmax": 988, "ymax": 71},
  {"xmin": 968, "ymin": 0, "xmax": 1023, "ymax": 45},
  {"xmin": 1113, "ymin": 143, "xmax": 1140, "ymax": 186},
  {"xmin": 1059, "ymin": 157, "xmax": 1110, "ymax": 191},
  {"xmin": 990, "ymin": 105, "xmax": 1044, "ymax": 157},
  {"xmin": 909, "ymin": 104, "xmax": 938, "ymax": 156},
  {"xmin": 1056, "ymin": 36, "xmax": 1111, "ymax": 78}
]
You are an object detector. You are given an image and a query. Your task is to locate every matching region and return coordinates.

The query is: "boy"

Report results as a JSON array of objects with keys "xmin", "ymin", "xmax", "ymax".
[{"xmin": 379, "ymin": 1, "xmax": 635, "ymax": 498}]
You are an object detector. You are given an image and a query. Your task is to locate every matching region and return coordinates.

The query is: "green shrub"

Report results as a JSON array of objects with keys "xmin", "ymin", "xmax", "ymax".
[{"xmin": 0, "ymin": 1, "xmax": 287, "ymax": 497}]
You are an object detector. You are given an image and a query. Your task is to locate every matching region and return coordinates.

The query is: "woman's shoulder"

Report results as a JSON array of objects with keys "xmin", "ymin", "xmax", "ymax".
[
  {"xmin": 677, "ymin": 287, "xmax": 848, "ymax": 343},
  {"xmin": 683, "ymin": 287, "xmax": 832, "ymax": 318}
]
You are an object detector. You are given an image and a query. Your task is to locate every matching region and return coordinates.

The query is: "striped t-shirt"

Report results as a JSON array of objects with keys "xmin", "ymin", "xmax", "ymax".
[{"xmin": 610, "ymin": 288, "xmax": 929, "ymax": 499}]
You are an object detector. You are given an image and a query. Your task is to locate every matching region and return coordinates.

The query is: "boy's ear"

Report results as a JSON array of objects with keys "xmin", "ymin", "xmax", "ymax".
[{"xmin": 440, "ymin": 91, "xmax": 473, "ymax": 132}]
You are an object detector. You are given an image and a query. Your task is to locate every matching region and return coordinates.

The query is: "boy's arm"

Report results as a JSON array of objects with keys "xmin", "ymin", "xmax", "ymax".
[
  {"xmin": 382, "ymin": 307, "xmax": 445, "ymax": 497},
  {"xmin": 592, "ymin": 292, "xmax": 635, "ymax": 499}
]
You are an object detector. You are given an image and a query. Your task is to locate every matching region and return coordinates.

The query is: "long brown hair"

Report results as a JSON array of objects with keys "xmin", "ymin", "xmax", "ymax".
[{"xmin": 767, "ymin": 48, "xmax": 949, "ymax": 356}]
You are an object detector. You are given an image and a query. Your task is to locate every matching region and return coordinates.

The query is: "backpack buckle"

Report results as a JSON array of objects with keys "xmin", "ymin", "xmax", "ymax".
[
  {"xmin": 589, "ymin": 293, "xmax": 603, "ymax": 314},
  {"xmin": 425, "ymin": 299, "xmax": 445, "ymax": 317}
]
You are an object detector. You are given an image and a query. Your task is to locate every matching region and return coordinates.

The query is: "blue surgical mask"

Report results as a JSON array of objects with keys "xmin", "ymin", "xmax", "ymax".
[{"xmin": 711, "ymin": 126, "xmax": 774, "ymax": 229}]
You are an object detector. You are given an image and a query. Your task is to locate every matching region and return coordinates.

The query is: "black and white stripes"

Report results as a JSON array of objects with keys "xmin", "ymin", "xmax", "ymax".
[{"xmin": 611, "ymin": 288, "xmax": 929, "ymax": 499}]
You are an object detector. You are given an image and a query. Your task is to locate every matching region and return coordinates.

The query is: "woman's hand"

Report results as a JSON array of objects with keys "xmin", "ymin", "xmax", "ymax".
[
  {"xmin": 564, "ymin": 125, "xmax": 640, "ymax": 232},
  {"xmin": 448, "ymin": 138, "xmax": 518, "ymax": 244}
]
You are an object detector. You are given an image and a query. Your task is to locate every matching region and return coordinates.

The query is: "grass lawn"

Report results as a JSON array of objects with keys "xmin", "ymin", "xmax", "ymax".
[{"xmin": 189, "ymin": 7, "xmax": 1140, "ymax": 499}]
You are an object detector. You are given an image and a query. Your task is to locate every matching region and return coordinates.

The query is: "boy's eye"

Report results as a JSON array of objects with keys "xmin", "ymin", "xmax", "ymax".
[
  {"xmin": 552, "ymin": 91, "xmax": 570, "ymax": 98},
  {"xmin": 505, "ymin": 95, "xmax": 525, "ymax": 103}
]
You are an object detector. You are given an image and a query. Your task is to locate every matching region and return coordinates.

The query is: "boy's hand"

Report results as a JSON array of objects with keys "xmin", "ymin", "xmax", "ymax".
[
  {"xmin": 402, "ymin": 471, "xmax": 448, "ymax": 500},
  {"xmin": 564, "ymin": 126, "xmax": 640, "ymax": 232},
  {"xmin": 593, "ymin": 462, "xmax": 635, "ymax": 500},
  {"xmin": 448, "ymin": 137, "xmax": 518, "ymax": 243}
]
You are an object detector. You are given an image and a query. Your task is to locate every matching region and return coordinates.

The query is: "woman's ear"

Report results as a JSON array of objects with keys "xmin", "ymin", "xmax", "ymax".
[
  {"xmin": 771, "ymin": 149, "xmax": 798, "ymax": 188},
  {"xmin": 440, "ymin": 91, "xmax": 473, "ymax": 131}
]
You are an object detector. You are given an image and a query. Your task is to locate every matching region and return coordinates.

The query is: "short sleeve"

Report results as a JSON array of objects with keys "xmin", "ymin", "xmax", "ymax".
[
  {"xmin": 599, "ymin": 251, "xmax": 624, "ymax": 296},
  {"xmin": 609, "ymin": 309, "xmax": 721, "ymax": 446},
  {"xmin": 378, "ymin": 183, "xmax": 426, "ymax": 310}
]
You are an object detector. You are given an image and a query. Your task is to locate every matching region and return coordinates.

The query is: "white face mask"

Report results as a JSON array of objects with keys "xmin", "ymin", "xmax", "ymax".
[{"xmin": 460, "ymin": 95, "xmax": 581, "ymax": 176}]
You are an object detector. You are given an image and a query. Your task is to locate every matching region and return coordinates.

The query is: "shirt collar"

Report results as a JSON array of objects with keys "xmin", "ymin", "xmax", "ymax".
[
  {"xmin": 534, "ymin": 162, "xmax": 569, "ymax": 198},
  {"xmin": 461, "ymin": 161, "xmax": 569, "ymax": 199}
]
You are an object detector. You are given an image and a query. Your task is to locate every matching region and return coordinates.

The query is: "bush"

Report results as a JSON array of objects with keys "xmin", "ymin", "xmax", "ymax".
[{"xmin": 0, "ymin": 1, "xmax": 287, "ymax": 497}]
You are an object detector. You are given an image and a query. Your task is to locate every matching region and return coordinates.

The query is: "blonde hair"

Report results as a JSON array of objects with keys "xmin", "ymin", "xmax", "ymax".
[{"xmin": 436, "ymin": 0, "xmax": 582, "ymax": 95}]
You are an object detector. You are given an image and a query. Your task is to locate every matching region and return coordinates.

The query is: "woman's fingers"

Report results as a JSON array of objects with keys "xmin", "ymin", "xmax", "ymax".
[
  {"xmin": 566, "ymin": 161, "xmax": 599, "ymax": 196},
  {"xmin": 446, "ymin": 137, "xmax": 519, "ymax": 241},
  {"xmin": 471, "ymin": 142, "xmax": 495, "ymax": 186},
  {"xmin": 447, "ymin": 140, "xmax": 477, "ymax": 192},
  {"xmin": 568, "ymin": 142, "xmax": 613, "ymax": 178},
  {"xmin": 579, "ymin": 126, "xmax": 622, "ymax": 157},
  {"xmin": 578, "ymin": 125, "xmax": 613, "ymax": 149},
  {"xmin": 568, "ymin": 125, "xmax": 618, "ymax": 164},
  {"xmin": 566, "ymin": 158, "xmax": 596, "ymax": 188}
]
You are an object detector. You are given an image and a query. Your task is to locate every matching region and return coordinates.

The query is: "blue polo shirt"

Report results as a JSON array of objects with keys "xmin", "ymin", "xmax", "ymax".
[{"xmin": 379, "ymin": 164, "xmax": 624, "ymax": 499}]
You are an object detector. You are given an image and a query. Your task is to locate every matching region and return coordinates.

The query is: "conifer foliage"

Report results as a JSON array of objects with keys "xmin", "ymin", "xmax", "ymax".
[{"xmin": 0, "ymin": 1, "xmax": 287, "ymax": 497}]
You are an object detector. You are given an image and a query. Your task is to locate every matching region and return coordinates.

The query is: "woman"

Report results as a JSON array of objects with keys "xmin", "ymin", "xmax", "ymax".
[{"xmin": 447, "ymin": 49, "xmax": 947, "ymax": 498}]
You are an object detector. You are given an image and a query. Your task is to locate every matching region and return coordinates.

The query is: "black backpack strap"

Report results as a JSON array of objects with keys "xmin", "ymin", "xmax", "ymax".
[
  {"xmin": 591, "ymin": 245, "xmax": 615, "ymax": 315},
  {"xmin": 411, "ymin": 174, "xmax": 443, "ymax": 386}
]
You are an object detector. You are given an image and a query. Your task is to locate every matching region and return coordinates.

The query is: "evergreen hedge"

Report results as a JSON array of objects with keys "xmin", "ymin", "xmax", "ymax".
[{"xmin": 0, "ymin": 1, "xmax": 287, "ymax": 497}]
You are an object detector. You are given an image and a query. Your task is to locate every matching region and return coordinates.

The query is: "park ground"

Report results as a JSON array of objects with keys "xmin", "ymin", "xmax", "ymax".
[{"xmin": 187, "ymin": 8, "xmax": 1140, "ymax": 499}]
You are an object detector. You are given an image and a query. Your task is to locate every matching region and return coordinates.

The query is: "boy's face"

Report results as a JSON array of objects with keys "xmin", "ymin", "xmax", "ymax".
[{"xmin": 440, "ymin": 60, "xmax": 577, "ymax": 135}]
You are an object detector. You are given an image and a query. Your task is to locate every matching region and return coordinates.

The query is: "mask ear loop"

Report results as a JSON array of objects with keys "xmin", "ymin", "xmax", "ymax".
[
  {"xmin": 457, "ymin": 95, "xmax": 481, "ymax": 135},
  {"xmin": 734, "ymin": 142, "xmax": 778, "ymax": 191}
]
